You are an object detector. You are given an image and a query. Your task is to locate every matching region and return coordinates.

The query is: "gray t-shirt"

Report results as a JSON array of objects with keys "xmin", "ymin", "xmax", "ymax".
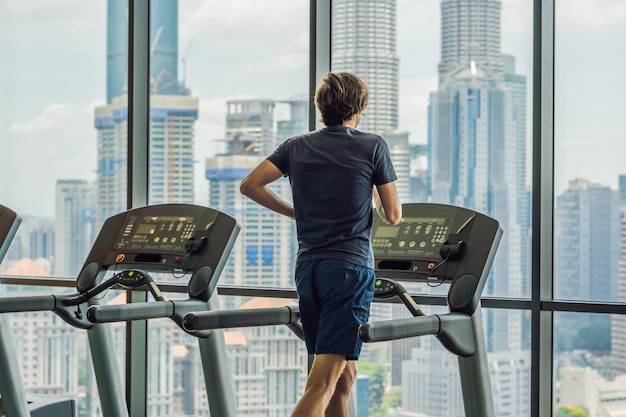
[{"xmin": 267, "ymin": 126, "xmax": 397, "ymax": 268}]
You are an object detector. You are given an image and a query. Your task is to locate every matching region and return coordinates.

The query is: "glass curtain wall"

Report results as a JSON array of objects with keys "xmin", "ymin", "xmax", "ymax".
[
  {"xmin": 0, "ymin": 2, "xmax": 124, "ymax": 416},
  {"xmin": 3, "ymin": 0, "xmax": 626, "ymax": 416},
  {"xmin": 331, "ymin": 0, "xmax": 534, "ymax": 415},
  {"xmin": 553, "ymin": 0, "xmax": 626, "ymax": 415},
  {"xmin": 144, "ymin": 0, "xmax": 309, "ymax": 415}
]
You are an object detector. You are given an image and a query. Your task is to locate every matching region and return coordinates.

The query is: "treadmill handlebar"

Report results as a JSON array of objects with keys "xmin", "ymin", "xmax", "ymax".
[
  {"xmin": 359, "ymin": 315, "xmax": 441, "ymax": 343},
  {"xmin": 183, "ymin": 306, "xmax": 300, "ymax": 333},
  {"xmin": 0, "ymin": 294, "xmax": 56, "ymax": 313},
  {"xmin": 87, "ymin": 301, "xmax": 174, "ymax": 323},
  {"xmin": 86, "ymin": 299, "xmax": 209, "ymax": 323},
  {"xmin": 359, "ymin": 312, "xmax": 476, "ymax": 357}
]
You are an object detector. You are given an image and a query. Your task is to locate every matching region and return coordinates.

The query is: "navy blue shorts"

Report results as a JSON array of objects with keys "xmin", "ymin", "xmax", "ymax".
[{"xmin": 295, "ymin": 259, "xmax": 375, "ymax": 360}]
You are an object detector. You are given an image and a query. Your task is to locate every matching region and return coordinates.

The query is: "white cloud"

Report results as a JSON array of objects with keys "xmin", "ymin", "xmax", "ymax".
[
  {"xmin": 1, "ymin": 100, "xmax": 99, "ymax": 216},
  {"xmin": 230, "ymin": 53, "xmax": 308, "ymax": 77},
  {"xmin": 179, "ymin": 0, "xmax": 308, "ymax": 51},
  {"xmin": 501, "ymin": 0, "xmax": 534, "ymax": 35},
  {"xmin": 397, "ymin": 0, "xmax": 440, "ymax": 39},
  {"xmin": 9, "ymin": 102, "xmax": 90, "ymax": 135},
  {"xmin": 0, "ymin": 0, "xmax": 105, "ymax": 30},
  {"xmin": 556, "ymin": 0, "xmax": 626, "ymax": 29}
]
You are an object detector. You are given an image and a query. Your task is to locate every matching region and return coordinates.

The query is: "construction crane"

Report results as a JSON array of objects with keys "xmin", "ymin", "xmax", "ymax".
[
  {"xmin": 181, "ymin": 39, "xmax": 193, "ymax": 87},
  {"xmin": 150, "ymin": 26, "xmax": 177, "ymax": 94}
]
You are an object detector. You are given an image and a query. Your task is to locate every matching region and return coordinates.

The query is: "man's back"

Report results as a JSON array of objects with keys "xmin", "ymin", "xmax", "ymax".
[{"xmin": 268, "ymin": 126, "xmax": 396, "ymax": 268}]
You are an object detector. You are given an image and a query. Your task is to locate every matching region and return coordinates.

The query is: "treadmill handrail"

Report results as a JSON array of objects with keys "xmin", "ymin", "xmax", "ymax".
[
  {"xmin": 359, "ymin": 314, "xmax": 441, "ymax": 342},
  {"xmin": 182, "ymin": 306, "xmax": 300, "ymax": 332},
  {"xmin": 0, "ymin": 294, "xmax": 56, "ymax": 313},
  {"xmin": 86, "ymin": 299, "xmax": 209, "ymax": 323},
  {"xmin": 359, "ymin": 312, "xmax": 476, "ymax": 357}
]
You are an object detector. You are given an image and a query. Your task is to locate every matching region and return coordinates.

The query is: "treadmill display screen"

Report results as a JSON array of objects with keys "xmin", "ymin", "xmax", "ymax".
[
  {"xmin": 114, "ymin": 215, "xmax": 199, "ymax": 254},
  {"xmin": 372, "ymin": 216, "xmax": 453, "ymax": 261}
]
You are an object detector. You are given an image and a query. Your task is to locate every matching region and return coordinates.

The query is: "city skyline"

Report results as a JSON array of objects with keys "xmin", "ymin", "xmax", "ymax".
[
  {"xmin": 2, "ymin": 0, "xmax": 626, "ymax": 218},
  {"xmin": 0, "ymin": 0, "xmax": 626, "ymax": 415}
]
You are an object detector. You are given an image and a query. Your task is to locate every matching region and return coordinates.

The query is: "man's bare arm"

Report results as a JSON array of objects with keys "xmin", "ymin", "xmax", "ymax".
[
  {"xmin": 374, "ymin": 182, "xmax": 402, "ymax": 225},
  {"xmin": 240, "ymin": 160, "xmax": 295, "ymax": 219}
]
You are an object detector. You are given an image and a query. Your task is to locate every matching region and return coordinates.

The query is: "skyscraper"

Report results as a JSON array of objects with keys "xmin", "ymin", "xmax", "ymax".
[
  {"xmin": 206, "ymin": 98, "xmax": 300, "ymax": 296},
  {"xmin": 94, "ymin": 94, "xmax": 199, "ymax": 224},
  {"xmin": 97, "ymin": 0, "xmax": 197, "ymax": 226},
  {"xmin": 331, "ymin": 0, "xmax": 402, "ymax": 370},
  {"xmin": 204, "ymin": 99, "xmax": 306, "ymax": 415},
  {"xmin": 54, "ymin": 179, "xmax": 96, "ymax": 277},
  {"xmin": 554, "ymin": 178, "xmax": 619, "ymax": 302},
  {"xmin": 428, "ymin": 0, "xmax": 527, "ymax": 352},
  {"xmin": 438, "ymin": 0, "xmax": 504, "ymax": 82},
  {"xmin": 554, "ymin": 179, "xmax": 620, "ymax": 329},
  {"xmin": 223, "ymin": 99, "xmax": 276, "ymax": 157},
  {"xmin": 331, "ymin": 0, "xmax": 399, "ymax": 136},
  {"xmin": 106, "ymin": 0, "xmax": 128, "ymax": 104},
  {"xmin": 276, "ymin": 97, "xmax": 308, "ymax": 145},
  {"xmin": 106, "ymin": 0, "xmax": 181, "ymax": 103},
  {"xmin": 406, "ymin": 2, "xmax": 532, "ymax": 415}
]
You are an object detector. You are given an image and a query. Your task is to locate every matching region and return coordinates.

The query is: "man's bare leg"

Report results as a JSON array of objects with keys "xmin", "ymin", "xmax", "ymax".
[
  {"xmin": 326, "ymin": 361, "xmax": 357, "ymax": 417},
  {"xmin": 291, "ymin": 354, "xmax": 348, "ymax": 417}
]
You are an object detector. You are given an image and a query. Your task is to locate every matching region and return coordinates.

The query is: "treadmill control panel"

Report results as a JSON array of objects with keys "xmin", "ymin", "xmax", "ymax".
[
  {"xmin": 373, "ymin": 203, "xmax": 501, "ymax": 284},
  {"xmin": 81, "ymin": 204, "xmax": 239, "ymax": 274},
  {"xmin": 373, "ymin": 215, "xmax": 453, "ymax": 262},
  {"xmin": 114, "ymin": 214, "xmax": 200, "ymax": 254}
]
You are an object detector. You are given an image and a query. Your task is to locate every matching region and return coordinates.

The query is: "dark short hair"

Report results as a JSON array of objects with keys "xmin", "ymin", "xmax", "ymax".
[{"xmin": 314, "ymin": 72, "xmax": 369, "ymax": 126}]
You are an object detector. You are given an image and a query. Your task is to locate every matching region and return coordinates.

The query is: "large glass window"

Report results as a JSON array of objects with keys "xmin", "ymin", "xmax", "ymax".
[
  {"xmin": 554, "ymin": 0, "xmax": 626, "ymax": 303},
  {"xmin": 0, "ymin": 1, "xmax": 113, "ymax": 278},
  {"xmin": 333, "ymin": 1, "xmax": 533, "ymax": 415},
  {"xmin": 554, "ymin": 312, "xmax": 619, "ymax": 416},
  {"xmin": 553, "ymin": 2, "xmax": 626, "ymax": 415},
  {"xmin": 0, "ymin": 2, "xmax": 121, "ymax": 416},
  {"xmin": 146, "ymin": 1, "xmax": 309, "ymax": 414},
  {"xmin": 6, "ymin": 1, "xmax": 626, "ymax": 416}
]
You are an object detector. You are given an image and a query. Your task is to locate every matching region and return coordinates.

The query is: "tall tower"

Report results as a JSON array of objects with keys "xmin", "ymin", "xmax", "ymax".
[
  {"xmin": 428, "ymin": 0, "xmax": 527, "ymax": 352},
  {"xmin": 205, "ymin": 155, "xmax": 296, "ymax": 293},
  {"xmin": 554, "ymin": 179, "xmax": 620, "ymax": 328},
  {"xmin": 205, "ymin": 101, "xmax": 302, "ymax": 415},
  {"xmin": 94, "ymin": 95, "xmax": 198, "ymax": 224},
  {"xmin": 53, "ymin": 179, "xmax": 96, "ymax": 277},
  {"xmin": 149, "ymin": 0, "xmax": 180, "ymax": 96},
  {"xmin": 106, "ymin": 0, "xmax": 128, "ymax": 103},
  {"xmin": 106, "ymin": 0, "xmax": 181, "ymax": 102},
  {"xmin": 420, "ymin": 5, "xmax": 532, "ymax": 415},
  {"xmin": 276, "ymin": 97, "xmax": 308, "ymax": 145},
  {"xmin": 438, "ymin": 0, "xmax": 504, "ymax": 82},
  {"xmin": 224, "ymin": 99, "xmax": 276, "ymax": 157},
  {"xmin": 331, "ymin": 0, "xmax": 399, "ymax": 136},
  {"xmin": 97, "ymin": 0, "xmax": 197, "ymax": 226}
]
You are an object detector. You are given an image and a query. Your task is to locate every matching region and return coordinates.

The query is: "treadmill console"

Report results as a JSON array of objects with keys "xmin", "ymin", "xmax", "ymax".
[
  {"xmin": 373, "ymin": 214, "xmax": 453, "ymax": 263},
  {"xmin": 113, "ymin": 213, "xmax": 202, "ymax": 258},
  {"xmin": 373, "ymin": 204, "xmax": 502, "ymax": 309},
  {"xmin": 76, "ymin": 204, "xmax": 240, "ymax": 297}
]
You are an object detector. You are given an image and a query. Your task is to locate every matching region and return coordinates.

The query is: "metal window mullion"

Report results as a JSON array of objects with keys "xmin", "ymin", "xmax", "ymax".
[
  {"xmin": 531, "ymin": 0, "xmax": 555, "ymax": 416},
  {"xmin": 127, "ymin": 0, "xmax": 150, "ymax": 416},
  {"xmin": 309, "ymin": 0, "xmax": 331, "ymax": 131}
]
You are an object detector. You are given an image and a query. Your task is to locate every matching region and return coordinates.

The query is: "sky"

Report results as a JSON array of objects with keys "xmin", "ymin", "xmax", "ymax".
[{"xmin": 0, "ymin": 0, "xmax": 625, "ymax": 218}]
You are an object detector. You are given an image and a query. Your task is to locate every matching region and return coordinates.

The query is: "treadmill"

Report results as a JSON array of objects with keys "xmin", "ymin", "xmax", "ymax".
[
  {"xmin": 0, "ymin": 205, "xmax": 75, "ymax": 417},
  {"xmin": 81, "ymin": 204, "xmax": 240, "ymax": 417},
  {"xmin": 358, "ymin": 203, "xmax": 502, "ymax": 417}
]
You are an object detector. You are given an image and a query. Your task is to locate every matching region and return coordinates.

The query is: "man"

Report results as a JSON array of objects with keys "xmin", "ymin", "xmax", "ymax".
[{"xmin": 240, "ymin": 72, "xmax": 401, "ymax": 417}]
